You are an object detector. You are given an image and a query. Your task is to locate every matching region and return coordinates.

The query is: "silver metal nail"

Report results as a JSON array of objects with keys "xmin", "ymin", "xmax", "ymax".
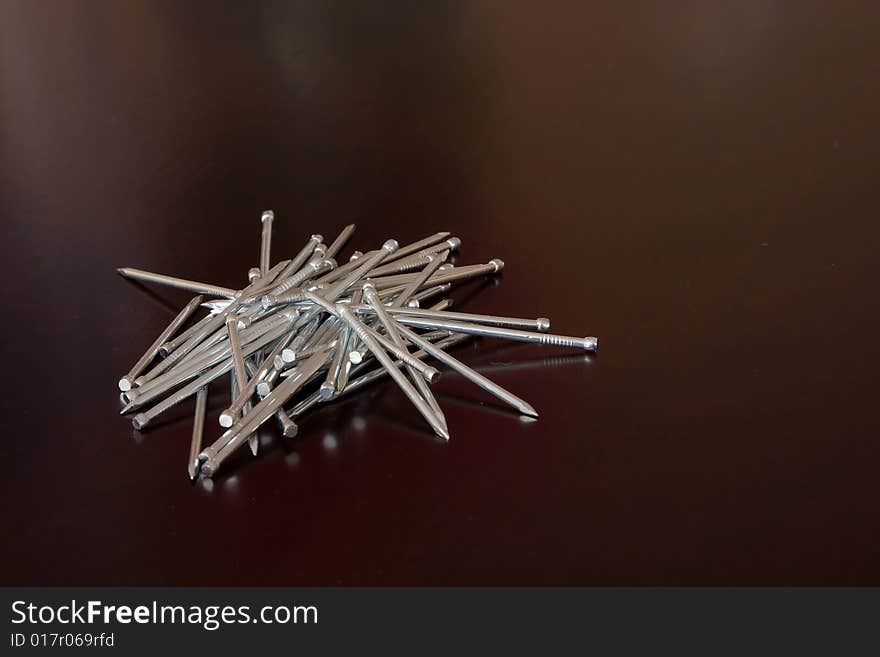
[
  {"xmin": 319, "ymin": 328, "xmax": 348, "ymax": 400},
  {"xmin": 354, "ymin": 305, "xmax": 551, "ymax": 332},
  {"xmin": 304, "ymin": 291, "xmax": 439, "ymax": 382},
  {"xmin": 275, "ymin": 234, "xmax": 324, "ymax": 284},
  {"xmin": 290, "ymin": 333, "xmax": 465, "ymax": 419},
  {"xmin": 259, "ymin": 210, "xmax": 274, "ymax": 275},
  {"xmin": 323, "ymin": 224, "xmax": 356, "ymax": 261},
  {"xmin": 393, "ymin": 316, "xmax": 598, "ymax": 352},
  {"xmin": 323, "ymin": 240, "xmax": 399, "ymax": 300},
  {"xmin": 201, "ymin": 347, "xmax": 333, "ymax": 476},
  {"xmin": 226, "ymin": 317, "xmax": 257, "ymax": 455},
  {"xmin": 188, "ymin": 386, "xmax": 208, "ymax": 479},
  {"xmin": 369, "ymin": 237, "xmax": 460, "ymax": 276},
  {"xmin": 382, "ymin": 232, "xmax": 453, "ymax": 263},
  {"xmin": 118, "ymin": 295, "xmax": 203, "ymax": 391},
  {"xmin": 117, "ymin": 267, "xmax": 237, "ymax": 299},
  {"xmin": 396, "ymin": 323, "xmax": 538, "ymax": 417},
  {"xmin": 126, "ymin": 319, "xmax": 293, "ymax": 415},
  {"xmin": 334, "ymin": 304, "xmax": 448, "ymax": 440},
  {"xmin": 363, "ymin": 284, "xmax": 445, "ymax": 424}
]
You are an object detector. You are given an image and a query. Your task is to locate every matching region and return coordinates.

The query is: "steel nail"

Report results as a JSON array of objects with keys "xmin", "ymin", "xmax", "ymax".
[
  {"xmin": 226, "ymin": 317, "xmax": 258, "ymax": 455},
  {"xmin": 117, "ymin": 267, "xmax": 238, "ymax": 299},
  {"xmin": 363, "ymin": 284, "xmax": 445, "ymax": 424},
  {"xmin": 334, "ymin": 304, "xmax": 448, "ymax": 440},
  {"xmin": 323, "ymin": 224, "xmax": 356, "ymax": 261},
  {"xmin": 187, "ymin": 386, "xmax": 208, "ymax": 479},
  {"xmin": 118, "ymin": 295, "xmax": 203, "ymax": 391},
  {"xmin": 259, "ymin": 210, "xmax": 274, "ymax": 275},
  {"xmin": 392, "ymin": 316, "xmax": 597, "ymax": 352},
  {"xmin": 396, "ymin": 323, "xmax": 538, "ymax": 417}
]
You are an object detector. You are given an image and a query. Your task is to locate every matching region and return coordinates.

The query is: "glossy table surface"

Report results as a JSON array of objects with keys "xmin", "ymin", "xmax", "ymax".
[{"xmin": 2, "ymin": 1, "xmax": 879, "ymax": 585}]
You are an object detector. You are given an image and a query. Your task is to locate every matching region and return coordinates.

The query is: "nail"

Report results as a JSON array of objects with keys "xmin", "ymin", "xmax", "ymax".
[
  {"xmin": 345, "ymin": 334, "xmax": 468, "ymax": 398},
  {"xmin": 289, "ymin": 333, "xmax": 465, "ymax": 419},
  {"xmin": 265, "ymin": 257, "xmax": 336, "ymax": 302},
  {"xmin": 363, "ymin": 284, "xmax": 445, "ymax": 424},
  {"xmin": 249, "ymin": 360, "xmax": 297, "ymax": 437},
  {"xmin": 382, "ymin": 232, "xmax": 453, "ymax": 262},
  {"xmin": 158, "ymin": 313, "xmax": 215, "ymax": 357},
  {"xmin": 333, "ymin": 327, "xmax": 355, "ymax": 392},
  {"xmin": 127, "ymin": 319, "xmax": 293, "ymax": 417},
  {"xmin": 304, "ymin": 291, "xmax": 439, "ymax": 383},
  {"xmin": 118, "ymin": 295, "xmax": 203, "ymax": 391},
  {"xmin": 226, "ymin": 317, "xmax": 257, "ymax": 454},
  {"xmin": 132, "ymin": 360, "xmax": 228, "ymax": 430},
  {"xmin": 188, "ymin": 386, "xmax": 208, "ymax": 479},
  {"xmin": 428, "ymin": 299, "xmax": 453, "ymax": 311},
  {"xmin": 355, "ymin": 305, "xmax": 551, "ymax": 332},
  {"xmin": 201, "ymin": 347, "xmax": 333, "ymax": 476},
  {"xmin": 390, "ymin": 252, "xmax": 449, "ymax": 309},
  {"xmin": 334, "ymin": 304, "xmax": 448, "ymax": 440},
  {"xmin": 133, "ymin": 312, "xmax": 294, "ymax": 401},
  {"xmin": 117, "ymin": 267, "xmax": 237, "ymax": 299},
  {"xmin": 323, "ymin": 239, "xmax": 399, "ymax": 300},
  {"xmin": 319, "ymin": 327, "xmax": 348, "ymax": 399},
  {"xmin": 276, "ymin": 234, "xmax": 324, "ymax": 284},
  {"xmin": 323, "ymin": 224, "xmax": 356, "ymax": 260},
  {"xmin": 279, "ymin": 311, "xmax": 324, "ymax": 362},
  {"xmin": 370, "ymin": 237, "xmax": 460, "ymax": 276},
  {"xmin": 136, "ymin": 300, "xmax": 251, "ymax": 387},
  {"xmin": 408, "ymin": 283, "xmax": 452, "ymax": 305},
  {"xmin": 378, "ymin": 262, "xmax": 500, "ymax": 297},
  {"xmin": 392, "ymin": 316, "xmax": 598, "ymax": 351},
  {"xmin": 255, "ymin": 366, "xmax": 281, "ymax": 397},
  {"xmin": 218, "ymin": 311, "xmax": 309, "ymax": 427},
  {"xmin": 260, "ymin": 210, "xmax": 274, "ymax": 275},
  {"xmin": 276, "ymin": 409, "xmax": 299, "ymax": 438},
  {"xmin": 396, "ymin": 323, "xmax": 538, "ymax": 417}
]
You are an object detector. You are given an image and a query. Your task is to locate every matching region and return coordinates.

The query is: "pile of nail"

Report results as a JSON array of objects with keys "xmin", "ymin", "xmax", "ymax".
[{"xmin": 117, "ymin": 213, "xmax": 598, "ymax": 478}]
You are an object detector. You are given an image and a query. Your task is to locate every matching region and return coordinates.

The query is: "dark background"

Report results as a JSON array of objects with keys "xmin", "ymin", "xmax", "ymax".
[{"xmin": 1, "ymin": 1, "xmax": 878, "ymax": 585}]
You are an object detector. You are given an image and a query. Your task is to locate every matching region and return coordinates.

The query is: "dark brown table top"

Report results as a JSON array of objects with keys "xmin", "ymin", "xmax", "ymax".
[{"xmin": 2, "ymin": 1, "xmax": 878, "ymax": 585}]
